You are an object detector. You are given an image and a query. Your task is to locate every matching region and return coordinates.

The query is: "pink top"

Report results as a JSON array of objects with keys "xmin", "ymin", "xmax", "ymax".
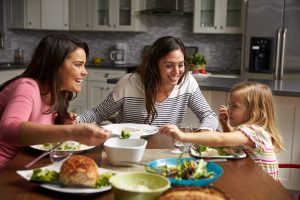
[
  {"xmin": 238, "ymin": 124, "xmax": 279, "ymax": 180},
  {"xmin": 0, "ymin": 78, "xmax": 54, "ymax": 169}
]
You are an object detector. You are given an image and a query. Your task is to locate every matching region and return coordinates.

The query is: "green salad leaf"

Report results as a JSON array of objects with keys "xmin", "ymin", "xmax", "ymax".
[{"xmin": 119, "ymin": 130, "xmax": 131, "ymax": 139}]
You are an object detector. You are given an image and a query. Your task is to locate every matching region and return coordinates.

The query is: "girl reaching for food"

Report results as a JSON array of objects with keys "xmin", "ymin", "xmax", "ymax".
[{"xmin": 160, "ymin": 82, "xmax": 283, "ymax": 180}]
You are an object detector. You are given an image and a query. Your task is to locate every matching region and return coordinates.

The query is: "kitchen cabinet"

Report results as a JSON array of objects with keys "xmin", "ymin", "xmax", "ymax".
[
  {"xmin": 6, "ymin": 0, "xmax": 26, "ymax": 28},
  {"xmin": 69, "ymin": 68, "xmax": 127, "ymax": 113},
  {"xmin": 274, "ymin": 96, "xmax": 300, "ymax": 191},
  {"xmin": 193, "ymin": 0, "xmax": 244, "ymax": 34},
  {"xmin": 7, "ymin": 0, "xmax": 69, "ymax": 30},
  {"xmin": 41, "ymin": 0, "xmax": 69, "ymax": 30},
  {"xmin": 93, "ymin": 0, "xmax": 146, "ymax": 32},
  {"xmin": 69, "ymin": 0, "xmax": 93, "ymax": 30}
]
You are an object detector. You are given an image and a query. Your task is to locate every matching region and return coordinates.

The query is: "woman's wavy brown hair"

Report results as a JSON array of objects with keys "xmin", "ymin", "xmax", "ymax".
[
  {"xmin": 0, "ymin": 34, "xmax": 89, "ymax": 124},
  {"xmin": 136, "ymin": 36, "xmax": 188, "ymax": 124},
  {"xmin": 230, "ymin": 82, "xmax": 283, "ymax": 152}
]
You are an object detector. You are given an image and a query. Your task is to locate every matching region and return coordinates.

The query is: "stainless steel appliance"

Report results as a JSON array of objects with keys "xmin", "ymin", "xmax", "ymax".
[
  {"xmin": 110, "ymin": 43, "xmax": 127, "ymax": 65},
  {"xmin": 243, "ymin": 0, "xmax": 300, "ymax": 80}
]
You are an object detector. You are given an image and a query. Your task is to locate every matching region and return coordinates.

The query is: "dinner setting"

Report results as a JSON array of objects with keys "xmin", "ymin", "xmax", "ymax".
[{"xmin": 0, "ymin": 2, "xmax": 297, "ymax": 198}]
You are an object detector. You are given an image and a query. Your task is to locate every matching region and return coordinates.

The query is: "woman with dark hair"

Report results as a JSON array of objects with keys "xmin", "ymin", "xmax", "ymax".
[
  {"xmin": 0, "ymin": 34, "xmax": 111, "ymax": 169},
  {"xmin": 78, "ymin": 36, "xmax": 218, "ymax": 129}
]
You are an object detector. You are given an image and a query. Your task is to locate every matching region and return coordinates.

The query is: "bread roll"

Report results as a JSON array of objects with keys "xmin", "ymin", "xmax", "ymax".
[
  {"xmin": 159, "ymin": 186, "xmax": 232, "ymax": 200},
  {"xmin": 59, "ymin": 155, "xmax": 98, "ymax": 187}
]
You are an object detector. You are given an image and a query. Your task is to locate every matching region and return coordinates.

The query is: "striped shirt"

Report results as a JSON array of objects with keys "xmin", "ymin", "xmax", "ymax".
[
  {"xmin": 238, "ymin": 124, "xmax": 279, "ymax": 180},
  {"xmin": 79, "ymin": 73, "xmax": 218, "ymax": 130}
]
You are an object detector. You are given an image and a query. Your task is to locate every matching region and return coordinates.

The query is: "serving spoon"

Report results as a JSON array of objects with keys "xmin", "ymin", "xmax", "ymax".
[{"xmin": 120, "ymin": 161, "xmax": 177, "ymax": 177}]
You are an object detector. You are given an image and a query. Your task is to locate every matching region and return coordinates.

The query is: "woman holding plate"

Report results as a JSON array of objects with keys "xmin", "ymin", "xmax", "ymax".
[
  {"xmin": 77, "ymin": 36, "xmax": 218, "ymax": 131},
  {"xmin": 0, "ymin": 34, "xmax": 111, "ymax": 169}
]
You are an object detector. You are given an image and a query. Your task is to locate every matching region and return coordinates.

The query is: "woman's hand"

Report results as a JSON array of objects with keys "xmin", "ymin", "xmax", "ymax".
[
  {"xmin": 71, "ymin": 123, "xmax": 111, "ymax": 146},
  {"xmin": 159, "ymin": 124, "xmax": 185, "ymax": 141}
]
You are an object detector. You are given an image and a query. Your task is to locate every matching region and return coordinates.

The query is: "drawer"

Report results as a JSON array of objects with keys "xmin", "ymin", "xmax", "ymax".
[{"xmin": 87, "ymin": 69, "xmax": 127, "ymax": 82}]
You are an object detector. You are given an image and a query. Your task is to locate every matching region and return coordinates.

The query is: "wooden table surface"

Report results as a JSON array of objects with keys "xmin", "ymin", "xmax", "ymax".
[{"xmin": 0, "ymin": 134, "xmax": 292, "ymax": 200}]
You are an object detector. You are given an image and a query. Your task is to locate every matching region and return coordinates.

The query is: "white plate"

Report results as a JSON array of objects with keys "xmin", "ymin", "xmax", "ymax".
[
  {"xmin": 190, "ymin": 71, "xmax": 211, "ymax": 81},
  {"xmin": 16, "ymin": 160, "xmax": 113, "ymax": 194},
  {"xmin": 31, "ymin": 141, "xmax": 95, "ymax": 153},
  {"xmin": 102, "ymin": 123, "xmax": 158, "ymax": 138},
  {"xmin": 190, "ymin": 146, "xmax": 247, "ymax": 159}
]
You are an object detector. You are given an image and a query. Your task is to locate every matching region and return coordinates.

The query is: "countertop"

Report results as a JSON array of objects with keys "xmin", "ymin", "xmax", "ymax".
[
  {"xmin": 2, "ymin": 64, "xmax": 300, "ymax": 97},
  {"xmin": 107, "ymin": 76, "xmax": 300, "ymax": 97}
]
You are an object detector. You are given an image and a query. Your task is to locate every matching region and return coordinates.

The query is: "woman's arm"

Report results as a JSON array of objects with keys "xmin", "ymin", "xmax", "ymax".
[{"xmin": 17, "ymin": 121, "xmax": 111, "ymax": 146}]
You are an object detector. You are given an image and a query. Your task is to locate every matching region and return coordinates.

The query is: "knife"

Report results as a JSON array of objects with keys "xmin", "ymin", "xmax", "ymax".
[{"xmin": 23, "ymin": 142, "xmax": 63, "ymax": 169}]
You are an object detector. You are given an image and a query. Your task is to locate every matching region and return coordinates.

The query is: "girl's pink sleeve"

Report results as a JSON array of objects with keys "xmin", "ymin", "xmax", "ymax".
[{"xmin": 0, "ymin": 81, "xmax": 37, "ymax": 144}]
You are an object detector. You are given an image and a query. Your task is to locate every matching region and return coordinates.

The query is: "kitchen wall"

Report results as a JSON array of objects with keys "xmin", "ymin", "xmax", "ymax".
[{"xmin": 0, "ymin": 14, "xmax": 242, "ymax": 72}]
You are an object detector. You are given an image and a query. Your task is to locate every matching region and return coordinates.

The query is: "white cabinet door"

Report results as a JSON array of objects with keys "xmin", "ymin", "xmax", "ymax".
[
  {"xmin": 26, "ymin": 0, "xmax": 41, "ymax": 29},
  {"xmin": 69, "ymin": 0, "xmax": 93, "ymax": 30},
  {"xmin": 93, "ymin": 0, "xmax": 146, "ymax": 31},
  {"xmin": 68, "ymin": 81, "xmax": 88, "ymax": 113},
  {"xmin": 6, "ymin": 0, "xmax": 26, "ymax": 28},
  {"xmin": 193, "ymin": 0, "xmax": 243, "ymax": 34},
  {"xmin": 87, "ymin": 81, "xmax": 114, "ymax": 109},
  {"xmin": 41, "ymin": 0, "xmax": 69, "ymax": 30},
  {"xmin": 274, "ymin": 96, "xmax": 300, "ymax": 191}
]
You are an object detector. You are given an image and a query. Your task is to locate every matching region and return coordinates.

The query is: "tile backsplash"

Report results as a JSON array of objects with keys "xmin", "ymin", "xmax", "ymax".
[{"xmin": 0, "ymin": 14, "xmax": 242, "ymax": 71}]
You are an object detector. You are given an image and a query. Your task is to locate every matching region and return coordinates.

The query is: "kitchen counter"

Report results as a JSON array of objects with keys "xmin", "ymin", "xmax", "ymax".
[
  {"xmin": 107, "ymin": 76, "xmax": 300, "ymax": 97},
  {"xmin": 3, "ymin": 65, "xmax": 300, "ymax": 97}
]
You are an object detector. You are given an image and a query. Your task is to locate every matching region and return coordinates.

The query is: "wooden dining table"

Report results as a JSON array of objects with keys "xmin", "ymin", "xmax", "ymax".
[{"xmin": 0, "ymin": 134, "xmax": 292, "ymax": 200}]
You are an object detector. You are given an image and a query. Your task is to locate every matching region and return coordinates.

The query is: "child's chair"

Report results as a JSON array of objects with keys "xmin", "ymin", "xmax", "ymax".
[{"xmin": 278, "ymin": 163, "xmax": 300, "ymax": 200}]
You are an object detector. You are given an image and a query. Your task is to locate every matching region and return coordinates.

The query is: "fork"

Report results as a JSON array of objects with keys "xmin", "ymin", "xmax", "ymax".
[{"xmin": 23, "ymin": 142, "xmax": 63, "ymax": 169}]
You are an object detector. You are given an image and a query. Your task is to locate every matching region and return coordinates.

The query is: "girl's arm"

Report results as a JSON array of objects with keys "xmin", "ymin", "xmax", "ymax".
[
  {"xmin": 159, "ymin": 124, "xmax": 254, "ymax": 148},
  {"xmin": 218, "ymin": 105, "xmax": 234, "ymax": 132}
]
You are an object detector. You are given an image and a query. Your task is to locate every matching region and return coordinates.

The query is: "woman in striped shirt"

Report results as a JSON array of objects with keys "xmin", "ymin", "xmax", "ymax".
[
  {"xmin": 78, "ymin": 36, "xmax": 218, "ymax": 130},
  {"xmin": 160, "ymin": 82, "xmax": 284, "ymax": 180}
]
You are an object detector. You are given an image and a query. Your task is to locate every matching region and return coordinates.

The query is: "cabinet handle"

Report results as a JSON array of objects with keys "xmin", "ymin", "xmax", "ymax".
[
  {"xmin": 214, "ymin": 26, "xmax": 217, "ymax": 29},
  {"xmin": 28, "ymin": 22, "xmax": 32, "ymax": 25},
  {"xmin": 86, "ymin": 24, "xmax": 89, "ymax": 27},
  {"xmin": 220, "ymin": 26, "xmax": 223, "ymax": 29},
  {"xmin": 65, "ymin": 24, "xmax": 68, "ymax": 26},
  {"xmin": 113, "ymin": 24, "xmax": 116, "ymax": 28}
]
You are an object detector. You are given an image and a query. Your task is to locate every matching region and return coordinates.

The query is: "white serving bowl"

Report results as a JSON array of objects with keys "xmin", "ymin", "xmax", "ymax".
[
  {"xmin": 190, "ymin": 71, "xmax": 212, "ymax": 81},
  {"xmin": 103, "ymin": 137, "xmax": 147, "ymax": 166}
]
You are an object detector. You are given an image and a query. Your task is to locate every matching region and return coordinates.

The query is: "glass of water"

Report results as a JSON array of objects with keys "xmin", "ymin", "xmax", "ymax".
[
  {"xmin": 172, "ymin": 124, "xmax": 193, "ymax": 154},
  {"xmin": 49, "ymin": 150, "xmax": 72, "ymax": 163}
]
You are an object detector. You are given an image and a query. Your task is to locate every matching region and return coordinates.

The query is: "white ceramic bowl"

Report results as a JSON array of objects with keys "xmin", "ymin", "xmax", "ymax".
[
  {"xmin": 103, "ymin": 137, "xmax": 147, "ymax": 166},
  {"xmin": 190, "ymin": 71, "xmax": 212, "ymax": 81},
  {"xmin": 110, "ymin": 172, "xmax": 170, "ymax": 200}
]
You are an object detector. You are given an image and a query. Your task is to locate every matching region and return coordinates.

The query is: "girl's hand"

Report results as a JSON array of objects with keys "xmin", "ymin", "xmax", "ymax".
[
  {"xmin": 218, "ymin": 105, "xmax": 229, "ymax": 124},
  {"xmin": 218, "ymin": 105, "xmax": 233, "ymax": 132},
  {"xmin": 159, "ymin": 124, "xmax": 184, "ymax": 141},
  {"xmin": 72, "ymin": 123, "xmax": 111, "ymax": 146},
  {"xmin": 64, "ymin": 112, "xmax": 78, "ymax": 125}
]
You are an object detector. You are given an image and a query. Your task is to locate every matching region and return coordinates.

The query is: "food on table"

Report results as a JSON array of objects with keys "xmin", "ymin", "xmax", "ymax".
[
  {"xmin": 59, "ymin": 155, "xmax": 99, "ymax": 187},
  {"xmin": 119, "ymin": 129, "xmax": 132, "ymax": 139},
  {"xmin": 155, "ymin": 159, "xmax": 214, "ymax": 180},
  {"xmin": 31, "ymin": 168, "xmax": 59, "ymax": 183},
  {"xmin": 39, "ymin": 141, "xmax": 88, "ymax": 151},
  {"xmin": 159, "ymin": 186, "xmax": 231, "ymax": 200},
  {"xmin": 193, "ymin": 145, "xmax": 233, "ymax": 157}
]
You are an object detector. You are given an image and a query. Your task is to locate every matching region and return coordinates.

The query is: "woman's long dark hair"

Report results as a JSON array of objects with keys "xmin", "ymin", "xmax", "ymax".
[
  {"xmin": 0, "ymin": 34, "xmax": 89, "ymax": 124},
  {"xmin": 136, "ymin": 36, "xmax": 188, "ymax": 124}
]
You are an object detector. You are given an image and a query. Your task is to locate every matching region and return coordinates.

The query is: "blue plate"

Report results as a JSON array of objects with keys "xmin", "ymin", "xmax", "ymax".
[{"xmin": 146, "ymin": 157, "xmax": 223, "ymax": 186}]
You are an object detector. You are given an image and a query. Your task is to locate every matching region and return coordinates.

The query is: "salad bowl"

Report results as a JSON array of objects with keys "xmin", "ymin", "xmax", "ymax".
[{"xmin": 146, "ymin": 157, "xmax": 223, "ymax": 186}]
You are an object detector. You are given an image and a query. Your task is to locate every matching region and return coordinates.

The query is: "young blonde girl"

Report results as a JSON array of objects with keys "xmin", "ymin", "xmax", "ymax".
[{"xmin": 159, "ymin": 82, "xmax": 283, "ymax": 180}]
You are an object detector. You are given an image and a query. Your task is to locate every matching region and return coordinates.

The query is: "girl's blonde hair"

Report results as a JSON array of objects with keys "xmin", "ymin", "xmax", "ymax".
[{"xmin": 230, "ymin": 82, "xmax": 283, "ymax": 152}]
